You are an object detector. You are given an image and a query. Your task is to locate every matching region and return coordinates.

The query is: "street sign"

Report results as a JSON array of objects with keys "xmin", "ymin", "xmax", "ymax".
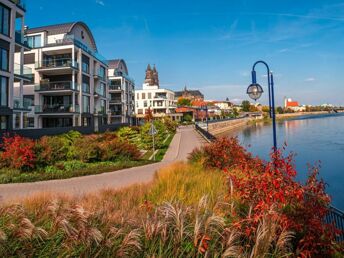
[{"xmin": 149, "ymin": 124, "xmax": 158, "ymax": 135}]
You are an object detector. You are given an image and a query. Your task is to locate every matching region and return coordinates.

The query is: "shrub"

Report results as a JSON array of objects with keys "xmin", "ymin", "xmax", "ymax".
[
  {"xmin": 0, "ymin": 135, "xmax": 36, "ymax": 171},
  {"xmin": 74, "ymin": 135, "xmax": 102, "ymax": 162},
  {"xmin": 193, "ymin": 137, "xmax": 339, "ymax": 257},
  {"xmin": 58, "ymin": 130, "xmax": 82, "ymax": 160},
  {"xmin": 162, "ymin": 117, "xmax": 178, "ymax": 133},
  {"xmin": 35, "ymin": 136, "xmax": 67, "ymax": 166},
  {"xmin": 99, "ymin": 138, "xmax": 140, "ymax": 162}
]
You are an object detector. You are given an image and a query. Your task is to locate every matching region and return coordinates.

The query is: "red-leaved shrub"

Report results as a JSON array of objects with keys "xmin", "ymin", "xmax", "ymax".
[
  {"xmin": 1, "ymin": 134, "xmax": 36, "ymax": 170},
  {"xmin": 191, "ymin": 137, "xmax": 340, "ymax": 257}
]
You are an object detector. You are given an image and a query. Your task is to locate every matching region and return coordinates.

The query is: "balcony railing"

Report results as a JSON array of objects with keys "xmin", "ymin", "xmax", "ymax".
[
  {"xmin": 35, "ymin": 104, "xmax": 79, "ymax": 113},
  {"xmin": 95, "ymin": 108, "xmax": 106, "ymax": 115},
  {"xmin": 13, "ymin": 97, "xmax": 32, "ymax": 110},
  {"xmin": 15, "ymin": 31, "xmax": 30, "ymax": 48},
  {"xmin": 114, "ymin": 71, "xmax": 135, "ymax": 82},
  {"xmin": 110, "ymin": 98, "xmax": 122, "ymax": 103},
  {"xmin": 35, "ymin": 58, "xmax": 79, "ymax": 70},
  {"xmin": 11, "ymin": 0, "xmax": 26, "ymax": 10},
  {"xmin": 14, "ymin": 63, "xmax": 33, "ymax": 81},
  {"xmin": 109, "ymin": 85, "xmax": 122, "ymax": 90},
  {"xmin": 94, "ymin": 69, "xmax": 106, "ymax": 80},
  {"xmin": 111, "ymin": 111, "xmax": 122, "ymax": 116},
  {"xmin": 35, "ymin": 81, "xmax": 79, "ymax": 91}
]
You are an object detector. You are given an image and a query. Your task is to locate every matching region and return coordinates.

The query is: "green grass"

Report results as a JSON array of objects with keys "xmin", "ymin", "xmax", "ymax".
[
  {"xmin": 140, "ymin": 133, "xmax": 175, "ymax": 162},
  {"xmin": 0, "ymin": 160, "xmax": 153, "ymax": 184}
]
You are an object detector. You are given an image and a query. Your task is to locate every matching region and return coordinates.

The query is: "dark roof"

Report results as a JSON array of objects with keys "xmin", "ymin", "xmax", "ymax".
[
  {"xmin": 26, "ymin": 22, "xmax": 76, "ymax": 35},
  {"xmin": 25, "ymin": 21, "xmax": 98, "ymax": 51},
  {"xmin": 108, "ymin": 59, "xmax": 129, "ymax": 74},
  {"xmin": 175, "ymin": 90, "xmax": 204, "ymax": 98}
]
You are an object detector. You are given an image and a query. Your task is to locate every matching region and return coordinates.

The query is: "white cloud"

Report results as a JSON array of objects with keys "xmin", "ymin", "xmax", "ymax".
[
  {"xmin": 96, "ymin": 0, "xmax": 105, "ymax": 6},
  {"xmin": 304, "ymin": 77, "xmax": 316, "ymax": 82}
]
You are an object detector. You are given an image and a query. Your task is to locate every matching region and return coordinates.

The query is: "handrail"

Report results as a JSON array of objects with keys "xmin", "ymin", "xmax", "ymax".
[{"xmin": 195, "ymin": 123, "xmax": 216, "ymax": 142}]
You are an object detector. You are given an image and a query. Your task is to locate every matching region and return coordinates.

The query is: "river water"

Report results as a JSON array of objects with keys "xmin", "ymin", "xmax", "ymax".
[{"xmin": 221, "ymin": 113, "xmax": 344, "ymax": 210}]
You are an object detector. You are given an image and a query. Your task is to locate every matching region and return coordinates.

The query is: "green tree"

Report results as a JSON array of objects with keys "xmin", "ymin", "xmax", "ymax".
[
  {"xmin": 177, "ymin": 98, "xmax": 191, "ymax": 107},
  {"xmin": 276, "ymin": 106, "xmax": 284, "ymax": 114},
  {"xmin": 241, "ymin": 100, "xmax": 251, "ymax": 112}
]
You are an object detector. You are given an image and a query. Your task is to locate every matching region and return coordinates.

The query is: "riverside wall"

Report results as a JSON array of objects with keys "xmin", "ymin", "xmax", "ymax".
[{"xmin": 208, "ymin": 117, "xmax": 252, "ymax": 135}]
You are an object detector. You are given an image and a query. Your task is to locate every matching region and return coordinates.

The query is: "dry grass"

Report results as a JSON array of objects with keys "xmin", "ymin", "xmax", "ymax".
[{"xmin": 0, "ymin": 162, "xmax": 294, "ymax": 257}]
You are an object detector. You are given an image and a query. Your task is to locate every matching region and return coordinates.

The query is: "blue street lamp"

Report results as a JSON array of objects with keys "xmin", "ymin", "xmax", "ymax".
[{"xmin": 247, "ymin": 60, "xmax": 277, "ymax": 150}]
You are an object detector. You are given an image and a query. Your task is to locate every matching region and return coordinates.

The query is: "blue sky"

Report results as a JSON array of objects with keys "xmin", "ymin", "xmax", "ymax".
[{"xmin": 26, "ymin": 0, "xmax": 344, "ymax": 106}]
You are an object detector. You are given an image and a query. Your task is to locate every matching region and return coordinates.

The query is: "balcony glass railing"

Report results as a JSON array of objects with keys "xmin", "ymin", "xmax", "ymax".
[
  {"xmin": 11, "ymin": 0, "xmax": 26, "ymax": 10},
  {"xmin": 114, "ymin": 71, "xmax": 135, "ymax": 82},
  {"xmin": 94, "ymin": 68, "xmax": 106, "ymax": 80},
  {"xmin": 15, "ymin": 31, "xmax": 30, "ymax": 47},
  {"xmin": 110, "ymin": 98, "xmax": 122, "ymax": 103},
  {"xmin": 95, "ymin": 107, "xmax": 106, "ymax": 114},
  {"xmin": 109, "ymin": 85, "xmax": 121, "ymax": 90},
  {"xmin": 35, "ymin": 81, "xmax": 79, "ymax": 91},
  {"xmin": 35, "ymin": 104, "xmax": 79, "ymax": 113},
  {"xmin": 35, "ymin": 58, "xmax": 78, "ymax": 69},
  {"xmin": 13, "ymin": 97, "xmax": 32, "ymax": 110},
  {"xmin": 14, "ymin": 63, "xmax": 33, "ymax": 80}
]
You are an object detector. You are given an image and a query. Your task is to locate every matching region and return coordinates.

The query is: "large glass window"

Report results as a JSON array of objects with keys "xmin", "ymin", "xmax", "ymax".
[
  {"xmin": 99, "ymin": 66, "xmax": 105, "ymax": 79},
  {"xmin": 82, "ymin": 55, "xmax": 89, "ymax": 73},
  {"xmin": 0, "ymin": 47, "xmax": 8, "ymax": 71},
  {"xmin": 0, "ymin": 115, "xmax": 7, "ymax": 129},
  {"xmin": 0, "ymin": 76, "xmax": 8, "ymax": 107},
  {"xmin": 26, "ymin": 35, "xmax": 42, "ymax": 48},
  {"xmin": 82, "ymin": 96, "xmax": 90, "ymax": 113},
  {"xmin": 0, "ymin": 4, "xmax": 10, "ymax": 36}
]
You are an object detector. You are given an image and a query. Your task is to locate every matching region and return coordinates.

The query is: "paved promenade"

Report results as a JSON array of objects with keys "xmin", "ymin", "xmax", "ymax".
[{"xmin": 0, "ymin": 126, "xmax": 206, "ymax": 203}]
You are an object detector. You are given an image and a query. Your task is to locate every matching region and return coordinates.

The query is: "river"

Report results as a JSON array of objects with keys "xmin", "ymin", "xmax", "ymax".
[{"xmin": 221, "ymin": 113, "xmax": 344, "ymax": 210}]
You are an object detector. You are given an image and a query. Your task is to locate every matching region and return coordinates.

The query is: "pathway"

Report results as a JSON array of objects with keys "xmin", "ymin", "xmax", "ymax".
[{"xmin": 0, "ymin": 126, "xmax": 206, "ymax": 203}]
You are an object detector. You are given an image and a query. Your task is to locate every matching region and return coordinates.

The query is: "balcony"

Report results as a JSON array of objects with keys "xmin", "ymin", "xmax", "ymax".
[
  {"xmin": 35, "ymin": 81, "xmax": 79, "ymax": 92},
  {"xmin": 13, "ymin": 97, "xmax": 32, "ymax": 110},
  {"xmin": 95, "ymin": 107, "xmax": 107, "ymax": 115},
  {"xmin": 35, "ymin": 58, "xmax": 79, "ymax": 73},
  {"xmin": 15, "ymin": 31, "xmax": 30, "ymax": 50},
  {"xmin": 110, "ymin": 98, "xmax": 122, "ymax": 104},
  {"xmin": 11, "ymin": 0, "xmax": 26, "ymax": 10},
  {"xmin": 114, "ymin": 71, "xmax": 135, "ymax": 83},
  {"xmin": 14, "ymin": 63, "xmax": 33, "ymax": 82},
  {"xmin": 109, "ymin": 85, "xmax": 122, "ymax": 91},
  {"xmin": 35, "ymin": 104, "xmax": 80, "ymax": 113},
  {"xmin": 94, "ymin": 69, "xmax": 106, "ymax": 81}
]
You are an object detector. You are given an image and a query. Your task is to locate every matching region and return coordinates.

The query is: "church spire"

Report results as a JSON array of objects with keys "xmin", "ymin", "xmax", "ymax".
[{"xmin": 145, "ymin": 64, "xmax": 154, "ymax": 85}]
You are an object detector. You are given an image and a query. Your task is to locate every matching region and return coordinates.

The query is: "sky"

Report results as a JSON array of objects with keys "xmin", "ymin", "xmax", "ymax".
[{"xmin": 25, "ymin": 0, "xmax": 344, "ymax": 106}]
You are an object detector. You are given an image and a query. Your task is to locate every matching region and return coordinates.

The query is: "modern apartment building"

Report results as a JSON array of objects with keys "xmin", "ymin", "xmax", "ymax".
[
  {"xmin": 108, "ymin": 59, "xmax": 135, "ymax": 124},
  {"xmin": 0, "ymin": 0, "xmax": 31, "ymax": 131},
  {"xmin": 13, "ymin": 21, "xmax": 109, "ymax": 129},
  {"xmin": 135, "ymin": 64, "xmax": 181, "ymax": 122}
]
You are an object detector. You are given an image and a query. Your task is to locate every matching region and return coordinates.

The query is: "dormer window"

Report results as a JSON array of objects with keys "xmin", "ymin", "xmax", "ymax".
[{"xmin": 81, "ymin": 30, "xmax": 84, "ymax": 39}]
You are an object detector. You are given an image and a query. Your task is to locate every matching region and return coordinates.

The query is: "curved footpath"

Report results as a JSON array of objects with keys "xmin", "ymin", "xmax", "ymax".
[{"xmin": 0, "ymin": 126, "xmax": 206, "ymax": 203}]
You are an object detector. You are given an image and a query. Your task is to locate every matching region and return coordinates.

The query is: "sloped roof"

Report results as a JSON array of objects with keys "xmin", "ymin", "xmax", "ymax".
[
  {"xmin": 108, "ymin": 59, "xmax": 129, "ymax": 74},
  {"xmin": 286, "ymin": 101, "xmax": 300, "ymax": 107},
  {"xmin": 25, "ymin": 21, "xmax": 98, "ymax": 51},
  {"xmin": 175, "ymin": 90, "xmax": 204, "ymax": 98}
]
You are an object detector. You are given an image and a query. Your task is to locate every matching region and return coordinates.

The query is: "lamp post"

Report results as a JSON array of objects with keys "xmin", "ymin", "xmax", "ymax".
[{"xmin": 247, "ymin": 60, "xmax": 277, "ymax": 150}]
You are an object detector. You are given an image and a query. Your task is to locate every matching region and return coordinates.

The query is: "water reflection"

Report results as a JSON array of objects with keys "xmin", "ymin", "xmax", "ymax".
[{"xmin": 222, "ymin": 114, "xmax": 344, "ymax": 210}]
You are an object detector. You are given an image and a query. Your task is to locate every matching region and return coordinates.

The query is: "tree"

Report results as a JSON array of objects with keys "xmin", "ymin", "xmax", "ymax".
[
  {"xmin": 276, "ymin": 106, "xmax": 284, "ymax": 114},
  {"xmin": 144, "ymin": 107, "xmax": 153, "ymax": 122},
  {"xmin": 241, "ymin": 100, "xmax": 251, "ymax": 112},
  {"xmin": 233, "ymin": 108, "xmax": 239, "ymax": 117},
  {"xmin": 177, "ymin": 98, "xmax": 191, "ymax": 107}
]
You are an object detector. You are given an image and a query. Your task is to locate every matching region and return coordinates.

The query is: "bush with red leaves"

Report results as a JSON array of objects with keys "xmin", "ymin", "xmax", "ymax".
[
  {"xmin": 191, "ymin": 137, "xmax": 341, "ymax": 257},
  {"xmin": 1, "ymin": 134, "xmax": 36, "ymax": 171}
]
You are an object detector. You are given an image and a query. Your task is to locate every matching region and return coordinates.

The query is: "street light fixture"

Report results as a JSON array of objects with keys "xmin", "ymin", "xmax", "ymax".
[{"xmin": 247, "ymin": 60, "xmax": 277, "ymax": 150}]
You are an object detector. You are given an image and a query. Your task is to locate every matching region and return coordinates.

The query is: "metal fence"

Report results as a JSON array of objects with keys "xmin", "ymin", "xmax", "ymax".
[
  {"xmin": 195, "ymin": 123, "xmax": 216, "ymax": 142},
  {"xmin": 325, "ymin": 206, "xmax": 344, "ymax": 242}
]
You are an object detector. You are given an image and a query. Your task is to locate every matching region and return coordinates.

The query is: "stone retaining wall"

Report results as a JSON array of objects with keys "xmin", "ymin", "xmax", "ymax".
[{"xmin": 208, "ymin": 117, "xmax": 251, "ymax": 135}]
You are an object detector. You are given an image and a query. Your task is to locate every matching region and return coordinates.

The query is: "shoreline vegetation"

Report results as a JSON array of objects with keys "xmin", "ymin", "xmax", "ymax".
[
  {"xmin": 0, "ymin": 138, "xmax": 342, "ymax": 257},
  {"xmin": 0, "ymin": 118, "xmax": 178, "ymax": 184}
]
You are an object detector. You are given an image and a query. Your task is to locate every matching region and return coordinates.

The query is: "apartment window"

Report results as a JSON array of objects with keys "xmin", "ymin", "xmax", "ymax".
[
  {"xmin": 14, "ymin": 113, "xmax": 20, "ymax": 129},
  {"xmin": 99, "ymin": 82, "xmax": 106, "ymax": 96},
  {"xmin": 82, "ymin": 55, "xmax": 89, "ymax": 73},
  {"xmin": 0, "ymin": 115, "xmax": 7, "ymax": 129},
  {"xmin": 0, "ymin": 76, "xmax": 8, "ymax": 106},
  {"xmin": 82, "ymin": 96, "xmax": 90, "ymax": 113},
  {"xmin": 142, "ymin": 93, "xmax": 145, "ymax": 99},
  {"xmin": 26, "ymin": 35, "xmax": 41, "ymax": 48},
  {"xmin": 143, "ymin": 101, "xmax": 147, "ymax": 107},
  {"xmin": 99, "ymin": 66, "xmax": 105, "ymax": 79},
  {"xmin": 82, "ymin": 75, "xmax": 90, "ymax": 93},
  {"xmin": 148, "ymin": 93, "xmax": 151, "ymax": 99},
  {"xmin": 138, "ymin": 109, "xmax": 143, "ymax": 114},
  {"xmin": 0, "ymin": 39, "xmax": 9, "ymax": 71},
  {"xmin": 136, "ymin": 93, "xmax": 139, "ymax": 100},
  {"xmin": 0, "ymin": 4, "xmax": 10, "ymax": 36},
  {"xmin": 0, "ymin": 47, "xmax": 8, "ymax": 71}
]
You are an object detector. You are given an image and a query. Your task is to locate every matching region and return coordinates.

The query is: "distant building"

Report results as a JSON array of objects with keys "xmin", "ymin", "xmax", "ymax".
[
  {"xmin": 175, "ymin": 86, "xmax": 204, "ymax": 101},
  {"xmin": 284, "ymin": 97, "xmax": 306, "ymax": 112},
  {"xmin": 108, "ymin": 59, "xmax": 135, "ymax": 124},
  {"xmin": 134, "ymin": 64, "xmax": 181, "ymax": 121},
  {"xmin": 212, "ymin": 100, "xmax": 233, "ymax": 113}
]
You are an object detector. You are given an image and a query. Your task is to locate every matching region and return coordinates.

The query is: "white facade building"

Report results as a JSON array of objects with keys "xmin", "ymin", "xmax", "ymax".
[
  {"xmin": 108, "ymin": 59, "xmax": 135, "ymax": 124},
  {"xmin": 134, "ymin": 64, "xmax": 180, "ymax": 121},
  {"xmin": 0, "ymin": 0, "xmax": 31, "ymax": 131},
  {"xmin": 13, "ymin": 21, "xmax": 109, "ymax": 129}
]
